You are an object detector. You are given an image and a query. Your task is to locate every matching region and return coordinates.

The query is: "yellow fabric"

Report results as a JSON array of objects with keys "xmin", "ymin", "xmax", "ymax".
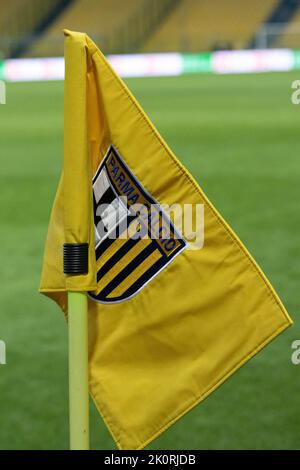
[{"xmin": 40, "ymin": 30, "xmax": 292, "ymax": 450}]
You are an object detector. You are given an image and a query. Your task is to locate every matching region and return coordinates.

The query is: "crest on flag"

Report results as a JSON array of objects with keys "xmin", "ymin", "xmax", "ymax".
[{"xmin": 89, "ymin": 145, "xmax": 187, "ymax": 303}]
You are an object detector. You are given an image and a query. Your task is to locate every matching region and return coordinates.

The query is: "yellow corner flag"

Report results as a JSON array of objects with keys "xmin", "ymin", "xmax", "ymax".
[{"xmin": 40, "ymin": 30, "xmax": 292, "ymax": 450}]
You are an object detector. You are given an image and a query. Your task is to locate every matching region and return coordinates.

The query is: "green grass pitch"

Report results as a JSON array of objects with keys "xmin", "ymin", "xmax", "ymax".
[{"xmin": 0, "ymin": 72, "xmax": 299, "ymax": 449}]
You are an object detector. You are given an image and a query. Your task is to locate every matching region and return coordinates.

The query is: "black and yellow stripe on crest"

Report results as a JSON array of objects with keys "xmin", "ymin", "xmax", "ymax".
[{"xmin": 93, "ymin": 236, "xmax": 162, "ymax": 301}]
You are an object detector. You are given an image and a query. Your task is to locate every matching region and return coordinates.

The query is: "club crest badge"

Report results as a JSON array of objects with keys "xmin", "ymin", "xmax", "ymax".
[{"xmin": 89, "ymin": 145, "xmax": 186, "ymax": 303}]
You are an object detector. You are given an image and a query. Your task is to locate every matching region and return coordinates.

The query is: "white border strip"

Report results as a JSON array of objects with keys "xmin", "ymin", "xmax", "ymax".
[{"xmin": 1, "ymin": 49, "xmax": 297, "ymax": 82}]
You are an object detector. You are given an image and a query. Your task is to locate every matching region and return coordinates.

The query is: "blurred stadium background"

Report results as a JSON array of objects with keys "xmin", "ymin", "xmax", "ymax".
[{"xmin": 0, "ymin": 0, "xmax": 300, "ymax": 450}]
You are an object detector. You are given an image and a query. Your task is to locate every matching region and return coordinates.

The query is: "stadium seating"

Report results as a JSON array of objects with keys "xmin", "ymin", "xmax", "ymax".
[
  {"xmin": 10, "ymin": 0, "xmax": 286, "ymax": 57},
  {"xmin": 27, "ymin": 0, "xmax": 141, "ymax": 57},
  {"xmin": 0, "ymin": 0, "xmax": 26, "ymax": 24},
  {"xmin": 0, "ymin": 0, "xmax": 74, "ymax": 58},
  {"xmin": 144, "ymin": 0, "xmax": 277, "ymax": 52},
  {"xmin": 276, "ymin": 6, "xmax": 300, "ymax": 48},
  {"xmin": 0, "ymin": 0, "xmax": 27, "ymax": 57}
]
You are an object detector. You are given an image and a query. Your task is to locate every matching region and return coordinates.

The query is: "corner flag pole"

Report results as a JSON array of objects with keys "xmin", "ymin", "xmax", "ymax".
[
  {"xmin": 64, "ymin": 244, "xmax": 90, "ymax": 450},
  {"xmin": 63, "ymin": 30, "xmax": 91, "ymax": 450},
  {"xmin": 68, "ymin": 291, "xmax": 90, "ymax": 450}
]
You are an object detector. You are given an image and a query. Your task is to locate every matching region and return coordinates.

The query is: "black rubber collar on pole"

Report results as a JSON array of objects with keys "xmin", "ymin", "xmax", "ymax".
[{"xmin": 63, "ymin": 243, "xmax": 88, "ymax": 274}]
